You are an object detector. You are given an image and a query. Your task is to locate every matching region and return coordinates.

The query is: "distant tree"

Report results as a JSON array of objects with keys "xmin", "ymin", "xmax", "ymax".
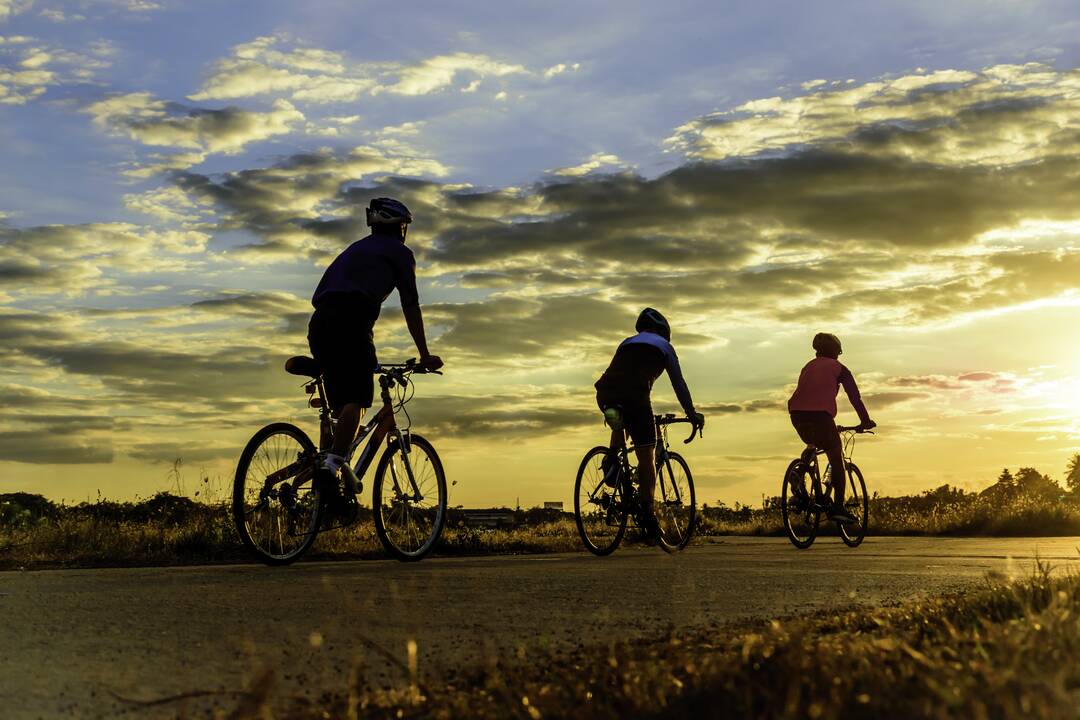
[
  {"xmin": 980, "ymin": 469, "xmax": 1015, "ymax": 504},
  {"xmin": 1067, "ymin": 454, "xmax": 1080, "ymax": 497},
  {"xmin": 1014, "ymin": 467, "xmax": 1062, "ymax": 501}
]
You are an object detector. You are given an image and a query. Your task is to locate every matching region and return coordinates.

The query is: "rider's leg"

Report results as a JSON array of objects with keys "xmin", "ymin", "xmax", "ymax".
[
  {"xmin": 609, "ymin": 426, "xmax": 624, "ymax": 451},
  {"xmin": 366, "ymin": 408, "xmax": 396, "ymax": 450},
  {"xmin": 820, "ymin": 424, "xmax": 846, "ymax": 505},
  {"xmin": 634, "ymin": 444, "xmax": 657, "ymax": 510},
  {"xmin": 330, "ymin": 403, "xmax": 362, "ymax": 457}
]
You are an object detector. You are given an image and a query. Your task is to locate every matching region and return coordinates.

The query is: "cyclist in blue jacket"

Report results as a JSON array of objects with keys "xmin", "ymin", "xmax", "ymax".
[{"xmin": 595, "ymin": 308, "xmax": 704, "ymax": 537}]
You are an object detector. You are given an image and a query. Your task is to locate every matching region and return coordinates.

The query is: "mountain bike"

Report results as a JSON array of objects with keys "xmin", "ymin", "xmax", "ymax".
[
  {"xmin": 781, "ymin": 425, "xmax": 872, "ymax": 549},
  {"xmin": 574, "ymin": 413, "xmax": 701, "ymax": 555},
  {"xmin": 232, "ymin": 357, "xmax": 447, "ymax": 565}
]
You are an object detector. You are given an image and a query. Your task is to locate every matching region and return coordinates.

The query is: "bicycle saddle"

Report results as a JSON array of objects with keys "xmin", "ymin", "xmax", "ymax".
[{"xmin": 285, "ymin": 356, "xmax": 321, "ymax": 377}]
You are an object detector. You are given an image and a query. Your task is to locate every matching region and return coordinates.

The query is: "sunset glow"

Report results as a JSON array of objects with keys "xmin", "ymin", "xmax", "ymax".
[{"xmin": 1, "ymin": 1, "xmax": 1078, "ymax": 508}]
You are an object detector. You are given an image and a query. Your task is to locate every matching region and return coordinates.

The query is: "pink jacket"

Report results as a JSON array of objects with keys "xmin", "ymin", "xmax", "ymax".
[{"xmin": 788, "ymin": 356, "xmax": 870, "ymax": 423}]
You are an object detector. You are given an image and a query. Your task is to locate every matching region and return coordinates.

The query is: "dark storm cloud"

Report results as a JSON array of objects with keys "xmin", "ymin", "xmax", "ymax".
[
  {"xmin": 20, "ymin": 340, "xmax": 296, "ymax": 404},
  {"xmin": 0, "ymin": 431, "xmax": 113, "ymax": 464},
  {"xmin": 699, "ymin": 399, "xmax": 786, "ymax": 415},
  {"xmin": 155, "ymin": 64, "xmax": 1080, "ymax": 348},
  {"xmin": 425, "ymin": 294, "xmax": 639, "ymax": 360},
  {"xmin": 401, "ymin": 393, "xmax": 595, "ymax": 439},
  {"xmin": 126, "ymin": 443, "xmax": 239, "ymax": 464}
]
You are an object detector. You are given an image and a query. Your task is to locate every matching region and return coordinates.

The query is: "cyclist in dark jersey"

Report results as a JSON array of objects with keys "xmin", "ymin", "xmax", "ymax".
[
  {"xmin": 595, "ymin": 308, "xmax": 704, "ymax": 537},
  {"xmin": 787, "ymin": 332, "xmax": 875, "ymax": 524},
  {"xmin": 308, "ymin": 197, "xmax": 442, "ymax": 512}
]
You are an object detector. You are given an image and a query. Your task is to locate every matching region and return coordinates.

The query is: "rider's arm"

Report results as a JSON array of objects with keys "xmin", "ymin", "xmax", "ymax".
[
  {"xmin": 838, "ymin": 365, "xmax": 872, "ymax": 425},
  {"xmin": 395, "ymin": 251, "xmax": 441, "ymax": 366},
  {"xmin": 402, "ymin": 304, "xmax": 432, "ymax": 358},
  {"xmin": 664, "ymin": 344, "xmax": 698, "ymax": 420}
]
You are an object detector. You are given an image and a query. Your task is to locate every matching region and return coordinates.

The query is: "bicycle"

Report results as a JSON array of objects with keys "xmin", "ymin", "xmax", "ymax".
[
  {"xmin": 780, "ymin": 425, "xmax": 872, "ymax": 549},
  {"xmin": 232, "ymin": 356, "xmax": 447, "ymax": 565},
  {"xmin": 574, "ymin": 412, "xmax": 701, "ymax": 555}
]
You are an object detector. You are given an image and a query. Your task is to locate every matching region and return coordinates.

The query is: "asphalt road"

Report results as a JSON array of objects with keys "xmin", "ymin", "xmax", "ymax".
[{"xmin": 4, "ymin": 536, "xmax": 1080, "ymax": 719}]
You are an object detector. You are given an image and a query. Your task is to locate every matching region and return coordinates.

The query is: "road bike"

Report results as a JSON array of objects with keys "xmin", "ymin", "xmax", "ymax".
[
  {"xmin": 574, "ymin": 413, "xmax": 701, "ymax": 555},
  {"xmin": 232, "ymin": 357, "xmax": 447, "ymax": 565},
  {"xmin": 781, "ymin": 425, "xmax": 872, "ymax": 549}
]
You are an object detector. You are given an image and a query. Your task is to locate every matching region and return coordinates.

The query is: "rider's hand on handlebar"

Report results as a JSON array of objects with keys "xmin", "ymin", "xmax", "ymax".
[
  {"xmin": 419, "ymin": 354, "xmax": 444, "ymax": 372},
  {"xmin": 692, "ymin": 411, "xmax": 706, "ymax": 429},
  {"xmin": 859, "ymin": 419, "xmax": 877, "ymax": 432}
]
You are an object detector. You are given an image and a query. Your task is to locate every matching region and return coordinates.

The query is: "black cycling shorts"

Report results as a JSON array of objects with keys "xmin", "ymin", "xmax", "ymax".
[
  {"xmin": 307, "ymin": 297, "xmax": 380, "ymax": 412},
  {"xmin": 596, "ymin": 392, "xmax": 656, "ymax": 447}
]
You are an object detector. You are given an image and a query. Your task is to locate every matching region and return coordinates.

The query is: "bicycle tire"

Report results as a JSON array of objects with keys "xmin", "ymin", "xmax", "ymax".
[
  {"xmin": 839, "ymin": 462, "xmax": 868, "ymax": 547},
  {"xmin": 655, "ymin": 452, "xmax": 696, "ymax": 553},
  {"xmin": 574, "ymin": 446, "xmax": 628, "ymax": 556},
  {"xmin": 233, "ymin": 422, "xmax": 322, "ymax": 566},
  {"xmin": 372, "ymin": 434, "xmax": 447, "ymax": 562},
  {"xmin": 782, "ymin": 458, "xmax": 819, "ymax": 549}
]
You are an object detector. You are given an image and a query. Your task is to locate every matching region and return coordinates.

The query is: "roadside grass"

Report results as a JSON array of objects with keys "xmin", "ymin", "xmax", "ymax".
[
  {"xmin": 273, "ymin": 562, "xmax": 1080, "ymax": 719},
  {"xmin": 0, "ymin": 497, "xmax": 593, "ymax": 570},
  {"xmin": 4, "ymin": 490, "xmax": 1080, "ymax": 570}
]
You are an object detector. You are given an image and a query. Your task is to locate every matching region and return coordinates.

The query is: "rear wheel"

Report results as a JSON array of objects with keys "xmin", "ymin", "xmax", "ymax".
[
  {"xmin": 372, "ymin": 434, "xmax": 447, "ymax": 562},
  {"xmin": 839, "ymin": 463, "xmax": 868, "ymax": 547},
  {"xmin": 574, "ymin": 447, "xmax": 628, "ymax": 556},
  {"xmin": 781, "ymin": 458, "xmax": 819, "ymax": 549},
  {"xmin": 233, "ymin": 423, "xmax": 321, "ymax": 566},
  {"xmin": 655, "ymin": 452, "xmax": 695, "ymax": 553}
]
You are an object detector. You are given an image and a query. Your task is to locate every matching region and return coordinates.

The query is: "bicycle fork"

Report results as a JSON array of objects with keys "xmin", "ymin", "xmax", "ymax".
[{"xmin": 387, "ymin": 428, "xmax": 423, "ymax": 501}]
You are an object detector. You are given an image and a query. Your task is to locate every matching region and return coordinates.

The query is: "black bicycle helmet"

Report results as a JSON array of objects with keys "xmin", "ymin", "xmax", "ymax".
[
  {"xmin": 636, "ymin": 307, "xmax": 671, "ymax": 342},
  {"xmin": 366, "ymin": 197, "xmax": 413, "ymax": 227},
  {"xmin": 812, "ymin": 332, "xmax": 842, "ymax": 357}
]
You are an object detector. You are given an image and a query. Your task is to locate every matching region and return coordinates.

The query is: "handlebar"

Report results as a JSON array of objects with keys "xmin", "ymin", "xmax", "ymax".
[
  {"xmin": 837, "ymin": 425, "xmax": 875, "ymax": 434},
  {"xmin": 376, "ymin": 359, "xmax": 443, "ymax": 376},
  {"xmin": 655, "ymin": 414, "xmax": 703, "ymax": 444}
]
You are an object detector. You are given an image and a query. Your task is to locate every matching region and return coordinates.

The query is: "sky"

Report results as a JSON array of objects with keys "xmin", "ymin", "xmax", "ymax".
[{"xmin": 1, "ymin": 0, "xmax": 1078, "ymax": 508}]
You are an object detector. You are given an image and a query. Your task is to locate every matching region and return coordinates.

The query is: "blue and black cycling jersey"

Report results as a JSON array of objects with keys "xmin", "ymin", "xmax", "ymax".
[
  {"xmin": 594, "ymin": 332, "xmax": 697, "ymax": 418},
  {"xmin": 311, "ymin": 231, "xmax": 420, "ymax": 311}
]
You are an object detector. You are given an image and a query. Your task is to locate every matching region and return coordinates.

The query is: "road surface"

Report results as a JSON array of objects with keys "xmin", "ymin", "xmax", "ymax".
[{"xmin": 3, "ymin": 536, "xmax": 1079, "ymax": 718}]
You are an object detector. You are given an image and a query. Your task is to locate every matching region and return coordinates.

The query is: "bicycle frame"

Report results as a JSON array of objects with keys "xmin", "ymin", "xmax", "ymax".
[
  {"xmin": 588, "ymin": 415, "xmax": 689, "ymax": 515},
  {"xmin": 802, "ymin": 429, "xmax": 860, "ymax": 506},
  {"xmin": 302, "ymin": 366, "xmax": 425, "ymax": 502}
]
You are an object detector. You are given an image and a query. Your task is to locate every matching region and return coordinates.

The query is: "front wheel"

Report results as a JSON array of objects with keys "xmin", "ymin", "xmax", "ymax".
[
  {"xmin": 372, "ymin": 434, "xmax": 447, "ymax": 562},
  {"xmin": 574, "ymin": 447, "xmax": 629, "ymax": 556},
  {"xmin": 233, "ymin": 423, "xmax": 322, "ymax": 566},
  {"xmin": 839, "ymin": 462, "xmax": 868, "ymax": 547},
  {"xmin": 655, "ymin": 452, "xmax": 695, "ymax": 553},
  {"xmin": 781, "ymin": 458, "xmax": 819, "ymax": 549}
]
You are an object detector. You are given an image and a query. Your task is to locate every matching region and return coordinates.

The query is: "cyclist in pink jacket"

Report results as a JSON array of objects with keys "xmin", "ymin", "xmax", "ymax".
[{"xmin": 788, "ymin": 333, "xmax": 876, "ymax": 524}]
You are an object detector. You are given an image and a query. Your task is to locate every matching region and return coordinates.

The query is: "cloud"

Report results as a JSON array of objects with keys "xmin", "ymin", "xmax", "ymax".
[
  {"xmin": 0, "ymin": 430, "xmax": 113, "ymax": 464},
  {"xmin": 550, "ymin": 152, "xmax": 626, "ymax": 177},
  {"xmin": 159, "ymin": 64, "xmax": 1080, "ymax": 337},
  {"xmin": 542, "ymin": 62, "xmax": 580, "ymax": 80},
  {"xmin": 380, "ymin": 52, "xmax": 526, "ymax": 96},
  {"xmin": 400, "ymin": 389, "xmax": 595, "ymax": 439},
  {"xmin": 0, "ymin": 35, "xmax": 113, "ymax": 103},
  {"xmin": 169, "ymin": 146, "xmax": 448, "ymax": 257},
  {"xmin": 190, "ymin": 35, "xmax": 553, "ymax": 104},
  {"xmin": 667, "ymin": 64, "xmax": 1080, "ymax": 167},
  {"xmin": 425, "ymin": 294, "xmax": 639, "ymax": 364},
  {"xmin": 0, "ymin": 0, "xmax": 33, "ymax": 23},
  {"xmin": 0, "ymin": 222, "xmax": 213, "ymax": 297},
  {"xmin": 83, "ymin": 93, "xmax": 304, "ymax": 170}
]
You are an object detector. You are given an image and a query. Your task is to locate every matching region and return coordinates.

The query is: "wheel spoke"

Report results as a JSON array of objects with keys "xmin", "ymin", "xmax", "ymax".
[
  {"xmin": 234, "ymin": 427, "xmax": 319, "ymax": 563},
  {"xmin": 376, "ymin": 440, "xmax": 445, "ymax": 558}
]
